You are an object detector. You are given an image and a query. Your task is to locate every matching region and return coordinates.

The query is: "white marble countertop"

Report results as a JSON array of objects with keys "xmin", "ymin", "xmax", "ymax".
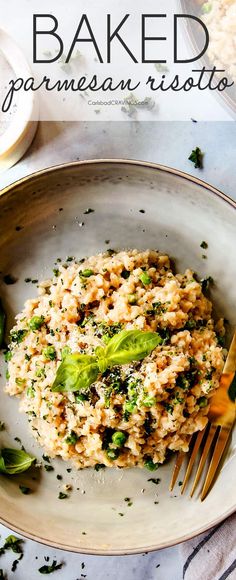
[{"xmin": 0, "ymin": 120, "xmax": 235, "ymax": 580}]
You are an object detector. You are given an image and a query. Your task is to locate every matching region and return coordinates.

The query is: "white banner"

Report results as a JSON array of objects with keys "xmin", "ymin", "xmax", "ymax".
[{"xmin": 0, "ymin": 0, "xmax": 235, "ymax": 121}]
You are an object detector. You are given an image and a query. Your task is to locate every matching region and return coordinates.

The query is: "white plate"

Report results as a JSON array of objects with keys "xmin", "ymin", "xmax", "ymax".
[{"xmin": 0, "ymin": 160, "xmax": 235, "ymax": 554}]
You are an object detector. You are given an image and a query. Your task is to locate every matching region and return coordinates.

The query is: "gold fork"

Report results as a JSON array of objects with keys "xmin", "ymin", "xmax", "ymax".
[{"xmin": 170, "ymin": 331, "xmax": 236, "ymax": 500}]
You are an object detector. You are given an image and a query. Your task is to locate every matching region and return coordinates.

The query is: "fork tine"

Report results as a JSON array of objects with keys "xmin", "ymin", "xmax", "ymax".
[
  {"xmin": 190, "ymin": 424, "xmax": 218, "ymax": 497},
  {"xmin": 200, "ymin": 426, "xmax": 232, "ymax": 501},
  {"xmin": 181, "ymin": 427, "xmax": 207, "ymax": 494},
  {"xmin": 169, "ymin": 451, "xmax": 185, "ymax": 491}
]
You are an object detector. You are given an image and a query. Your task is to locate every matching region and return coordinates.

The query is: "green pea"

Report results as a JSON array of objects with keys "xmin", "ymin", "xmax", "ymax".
[
  {"xmin": 112, "ymin": 431, "xmax": 127, "ymax": 448},
  {"xmin": 144, "ymin": 458, "xmax": 158, "ymax": 471},
  {"xmin": 42, "ymin": 345, "xmax": 56, "ymax": 361},
  {"xmin": 139, "ymin": 272, "xmax": 151, "ymax": 286},
  {"xmin": 79, "ymin": 269, "xmax": 94, "ymax": 278},
  {"xmin": 28, "ymin": 316, "xmax": 45, "ymax": 331}
]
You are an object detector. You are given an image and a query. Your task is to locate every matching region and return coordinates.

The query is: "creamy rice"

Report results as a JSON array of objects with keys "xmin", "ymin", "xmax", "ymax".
[
  {"xmin": 203, "ymin": 0, "xmax": 236, "ymax": 83},
  {"xmin": 5, "ymin": 250, "xmax": 225, "ymax": 469}
]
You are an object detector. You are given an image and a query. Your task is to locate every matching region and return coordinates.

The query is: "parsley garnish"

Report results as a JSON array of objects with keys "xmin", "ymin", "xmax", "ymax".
[
  {"xmin": 188, "ymin": 147, "xmax": 203, "ymax": 169},
  {"xmin": 38, "ymin": 560, "xmax": 63, "ymax": 574}
]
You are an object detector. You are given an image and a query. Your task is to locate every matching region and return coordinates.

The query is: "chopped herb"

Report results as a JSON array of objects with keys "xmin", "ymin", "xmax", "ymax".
[
  {"xmin": 118, "ymin": 512, "xmax": 124, "ymax": 517},
  {"xmin": 28, "ymin": 316, "xmax": 45, "ymax": 331},
  {"xmin": 121, "ymin": 269, "xmax": 130, "ymax": 279},
  {"xmin": 94, "ymin": 463, "xmax": 105, "ymax": 471},
  {"xmin": 178, "ymin": 481, "xmax": 183, "ymax": 486},
  {"xmin": 56, "ymin": 474, "xmax": 62, "ymax": 480},
  {"xmin": 0, "ymin": 421, "xmax": 5, "ymax": 431},
  {"xmin": 4, "ymin": 350, "xmax": 12, "ymax": 362},
  {"xmin": 26, "ymin": 386, "xmax": 35, "ymax": 398},
  {"xmin": 188, "ymin": 147, "xmax": 203, "ymax": 169},
  {"xmin": 66, "ymin": 468, "xmax": 72, "ymax": 473},
  {"xmin": 24, "ymin": 278, "xmax": 31, "ymax": 283},
  {"xmin": 201, "ymin": 276, "xmax": 214, "ymax": 293},
  {"xmin": 106, "ymin": 448, "xmax": 120, "ymax": 460},
  {"xmin": 3, "ymin": 274, "xmax": 17, "ymax": 285},
  {"xmin": 0, "ymin": 535, "xmax": 23, "ymax": 556},
  {"xmin": 10, "ymin": 329, "xmax": 27, "ymax": 344},
  {"xmin": 200, "ymin": 241, "xmax": 208, "ymax": 249},
  {"xmin": 42, "ymin": 454, "xmax": 51, "ymax": 463},
  {"xmin": 202, "ymin": 2, "xmax": 212, "ymax": 14},
  {"xmin": 31, "ymin": 279, "xmax": 38, "ymax": 284},
  {"xmin": 19, "ymin": 485, "xmax": 31, "ymax": 495},
  {"xmin": 155, "ymin": 62, "xmax": 169, "ymax": 73},
  {"xmin": 15, "ymin": 378, "xmax": 26, "ymax": 389},
  {"xmin": 84, "ymin": 208, "xmax": 95, "ymax": 214},
  {"xmin": 65, "ymin": 431, "xmax": 79, "ymax": 445},
  {"xmin": 139, "ymin": 272, "xmax": 151, "ymax": 286},
  {"xmin": 44, "ymin": 464, "xmax": 54, "ymax": 472},
  {"xmin": 147, "ymin": 478, "xmax": 161, "ymax": 485},
  {"xmin": 139, "ymin": 209, "xmax": 145, "ymax": 213},
  {"xmin": 197, "ymin": 396, "xmax": 208, "ymax": 408},
  {"xmin": 38, "ymin": 560, "xmax": 63, "ymax": 574},
  {"xmin": 53, "ymin": 269, "xmax": 59, "ymax": 277},
  {"xmin": 42, "ymin": 345, "xmax": 56, "ymax": 361},
  {"xmin": 11, "ymin": 553, "xmax": 23, "ymax": 572},
  {"xmin": 58, "ymin": 492, "xmax": 68, "ymax": 499}
]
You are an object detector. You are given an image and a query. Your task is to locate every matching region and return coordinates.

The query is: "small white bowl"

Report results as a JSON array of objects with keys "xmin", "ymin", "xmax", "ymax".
[{"xmin": 0, "ymin": 29, "xmax": 39, "ymax": 171}]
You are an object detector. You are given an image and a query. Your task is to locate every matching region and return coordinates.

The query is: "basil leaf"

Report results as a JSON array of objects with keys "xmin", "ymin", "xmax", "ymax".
[
  {"xmin": 103, "ymin": 330, "xmax": 162, "ymax": 366},
  {"xmin": 51, "ymin": 354, "xmax": 99, "ymax": 392},
  {"xmin": 0, "ymin": 448, "xmax": 35, "ymax": 475}
]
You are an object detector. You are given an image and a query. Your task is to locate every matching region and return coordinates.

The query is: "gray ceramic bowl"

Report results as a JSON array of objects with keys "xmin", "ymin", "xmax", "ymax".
[{"xmin": 0, "ymin": 160, "xmax": 235, "ymax": 554}]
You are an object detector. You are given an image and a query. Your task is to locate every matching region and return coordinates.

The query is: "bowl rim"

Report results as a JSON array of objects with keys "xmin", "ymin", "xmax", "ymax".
[{"xmin": 0, "ymin": 158, "xmax": 235, "ymax": 555}]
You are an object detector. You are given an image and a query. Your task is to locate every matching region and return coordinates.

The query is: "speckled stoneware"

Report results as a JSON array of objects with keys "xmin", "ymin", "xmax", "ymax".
[{"xmin": 0, "ymin": 160, "xmax": 235, "ymax": 554}]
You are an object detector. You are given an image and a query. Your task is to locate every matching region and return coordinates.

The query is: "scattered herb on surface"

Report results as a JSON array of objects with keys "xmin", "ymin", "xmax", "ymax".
[
  {"xmin": 84, "ymin": 208, "xmax": 94, "ymax": 214},
  {"xmin": 0, "ymin": 421, "xmax": 5, "ymax": 432},
  {"xmin": 200, "ymin": 241, "xmax": 208, "ymax": 249},
  {"xmin": 19, "ymin": 485, "xmax": 31, "ymax": 495},
  {"xmin": 94, "ymin": 463, "xmax": 105, "ymax": 471},
  {"xmin": 3, "ymin": 274, "xmax": 17, "ymax": 285},
  {"xmin": 38, "ymin": 560, "xmax": 63, "ymax": 574},
  {"xmin": 147, "ymin": 478, "xmax": 161, "ymax": 485},
  {"xmin": 0, "ymin": 535, "xmax": 23, "ymax": 556},
  {"xmin": 58, "ymin": 492, "xmax": 68, "ymax": 499},
  {"xmin": 44, "ymin": 465, "xmax": 54, "ymax": 472},
  {"xmin": 11, "ymin": 553, "xmax": 23, "ymax": 572},
  {"xmin": 188, "ymin": 147, "xmax": 203, "ymax": 169},
  {"xmin": 144, "ymin": 458, "xmax": 159, "ymax": 471}
]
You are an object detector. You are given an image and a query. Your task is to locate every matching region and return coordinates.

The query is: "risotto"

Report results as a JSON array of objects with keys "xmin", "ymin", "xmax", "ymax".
[
  {"xmin": 5, "ymin": 250, "xmax": 225, "ymax": 469},
  {"xmin": 202, "ymin": 0, "xmax": 236, "ymax": 83}
]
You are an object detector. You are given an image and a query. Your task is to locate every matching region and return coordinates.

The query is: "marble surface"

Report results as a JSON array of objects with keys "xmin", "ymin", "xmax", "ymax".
[{"xmin": 0, "ymin": 120, "xmax": 236, "ymax": 580}]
